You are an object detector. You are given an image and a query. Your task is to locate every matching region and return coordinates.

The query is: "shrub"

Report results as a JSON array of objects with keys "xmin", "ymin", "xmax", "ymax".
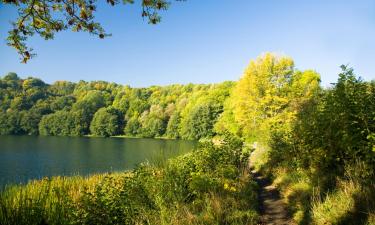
[{"xmin": 0, "ymin": 137, "xmax": 260, "ymax": 225}]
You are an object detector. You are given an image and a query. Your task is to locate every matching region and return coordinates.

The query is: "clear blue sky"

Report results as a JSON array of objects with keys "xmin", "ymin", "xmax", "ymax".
[{"xmin": 0, "ymin": 0, "xmax": 374, "ymax": 86}]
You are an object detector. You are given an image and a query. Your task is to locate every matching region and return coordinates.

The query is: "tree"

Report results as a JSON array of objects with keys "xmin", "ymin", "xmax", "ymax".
[
  {"xmin": 0, "ymin": 74, "xmax": 233, "ymax": 140},
  {"xmin": 3, "ymin": 72, "xmax": 20, "ymax": 81},
  {"xmin": 181, "ymin": 102, "xmax": 222, "ymax": 140},
  {"xmin": 285, "ymin": 66, "xmax": 375, "ymax": 178},
  {"xmin": 20, "ymin": 109, "xmax": 42, "ymax": 135},
  {"xmin": 49, "ymin": 81, "xmax": 76, "ymax": 96},
  {"xmin": 166, "ymin": 112, "xmax": 180, "ymax": 138},
  {"xmin": 3, "ymin": 0, "xmax": 183, "ymax": 62},
  {"xmin": 50, "ymin": 96, "xmax": 76, "ymax": 111},
  {"xmin": 124, "ymin": 114, "xmax": 141, "ymax": 136},
  {"xmin": 72, "ymin": 90, "xmax": 106, "ymax": 133},
  {"xmin": 139, "ymin": 105, "xmax": 166, "ymax": 137},
  {"xmin": 90, "ymin": 107, "xmax": 121, "ymax": 137},
  {"xmin": 0, "ymin": 110, "xmax": 23, "ymax": 135},
  {"xmin": 224, "ymin": 53, "xmax": 320, "ymax": 142},
  {"xmin": 39, "ymin": 110, "xmax": 85, "ymax": 136}
]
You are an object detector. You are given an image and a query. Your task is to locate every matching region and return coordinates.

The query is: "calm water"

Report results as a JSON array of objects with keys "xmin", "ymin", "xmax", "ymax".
[{"xmin": 0, "ymin": 136, "xmax": 196, "ymax": 187}]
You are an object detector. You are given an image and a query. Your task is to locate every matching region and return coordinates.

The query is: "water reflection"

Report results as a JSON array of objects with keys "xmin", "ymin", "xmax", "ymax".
[{"xmin": 0, "ymin": 136, "xmax": 196, "ymax": 186}]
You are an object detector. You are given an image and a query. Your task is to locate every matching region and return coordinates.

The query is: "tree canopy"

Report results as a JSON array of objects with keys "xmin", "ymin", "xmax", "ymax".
[
  {"xmin": 0, "ymin": 72, "xmax": 230, "ymax": 139},
  {"xmin": 216, "ymin": 53, "xmax": 321, "ymax": 142}
]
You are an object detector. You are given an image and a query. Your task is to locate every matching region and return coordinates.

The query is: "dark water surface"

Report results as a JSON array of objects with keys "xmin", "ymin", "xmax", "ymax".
[{"xmin": 0, "ymin": 135, "xmax": 196, "ymax": 187}]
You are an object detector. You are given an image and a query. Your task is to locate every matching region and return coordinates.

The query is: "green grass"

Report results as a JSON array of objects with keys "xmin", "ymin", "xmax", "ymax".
[
  {"xmin": 0, "ymin": 174, "xmax": 109, "ymax": 225},
  {"xmin": 311, "ymin": 179, "xmax": 375, "ymax": 225},
  {"xmin": 312, "ymin": 180, "xmax": 358, "ymax": 225},
  {"xmin": 367, "ymin": 213, "xmax": 375, "ymax": 225},
  {"xmin": 272, "ymin": 168, "xmax": 313, "ymax": 225},
  {"xmin": 0, "ymin": 137, "xmax": 260, "ymax": 225}
]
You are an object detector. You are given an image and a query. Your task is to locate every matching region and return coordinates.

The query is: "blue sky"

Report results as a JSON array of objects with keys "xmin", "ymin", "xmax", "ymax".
[{"xmin": 0, "ymin": 0, "xmax": 374, "ymax": 87}]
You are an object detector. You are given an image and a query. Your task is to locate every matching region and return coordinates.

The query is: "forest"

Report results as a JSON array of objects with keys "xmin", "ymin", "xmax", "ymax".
[
  {"xmin": 0, "ymin": 73, "xmax": 233, "ymax": 139},
  {"xmin": 0, "ymin": 53, "xmax": 374, "ymax": 224}
]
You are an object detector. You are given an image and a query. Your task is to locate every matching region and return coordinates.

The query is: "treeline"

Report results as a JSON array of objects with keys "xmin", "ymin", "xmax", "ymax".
[
  {"xmin": 0, "ymin": 72, "xmax": 233, "ymax": 139},
  {"xmin": 221, "ymin": 53, "xmax": 375, "ymax": 224}
]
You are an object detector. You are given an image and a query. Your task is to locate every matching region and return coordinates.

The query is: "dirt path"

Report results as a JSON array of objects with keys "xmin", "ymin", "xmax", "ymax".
[{"xmin": 251, "ymin": 171, "xmax": 295, "ymax": 225}]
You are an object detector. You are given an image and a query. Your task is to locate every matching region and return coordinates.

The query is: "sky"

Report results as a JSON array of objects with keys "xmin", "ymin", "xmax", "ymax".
[{"xmin": 0, "ymin": 0, "xmax": 374, "ymax": 87}]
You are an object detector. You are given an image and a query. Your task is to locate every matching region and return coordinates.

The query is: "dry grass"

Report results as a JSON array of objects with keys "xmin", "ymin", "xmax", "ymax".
[
  {"xmin": 0, "ymin": 173, "xmax": 128, "ymax": 225},
  {"xmin": 272, "ymin": 168, "xmax": 313, "ymax": 225},
  {"xmin": 311, "ymin": 180, "xmax": 358, "ymax": 225}
]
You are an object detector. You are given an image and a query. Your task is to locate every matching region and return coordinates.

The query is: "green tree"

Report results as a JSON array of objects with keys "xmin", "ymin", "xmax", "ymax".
[
  {"xmin": 0, "ymin": 110, "xmax": 22, "ymax": 135},
  {"xmin": 3, "ymin": 72, "xmax": 20, "ymax": 81},
  {"xmin": 20, "ymin": 110, "xmax": 42, "ymax": 135},
  {"xmin": 181, "ymin": 102, "xmax": 222, "ymax": 140},
  {"xmin": 49, "ymin": 81, "xmax": 76, "ymax": 96},
  {"xmin": 50, "ymin": 96, "xmax": 76, "ymax": 111},
  {"xmin": 166, "ymin": 112, "xmax": 181, "ymax": 138},
  {"xmin": 283, "ymin": 66, "xmax": 375, "ymax": 179},
  {"xmin": 124, "ymin": 114, "xmax": 141, "ymax": 136},
  {"xmin": 72, "ymin": 90, "xmax": 106, "ymax": 133},
  {"xmin": 39, "ymin": 110, "xmax": 85, "ymax": 136},
  {"xmin": 139, "ymin": 105, "xmax": 166, "ymax": 137},
  {"xmin": 0, "ymin": 74, "xmax": 234, "ymax": 140},
  {"xmin": 90, "ymin": 107, "xmax": 121, "ymax": 137}
]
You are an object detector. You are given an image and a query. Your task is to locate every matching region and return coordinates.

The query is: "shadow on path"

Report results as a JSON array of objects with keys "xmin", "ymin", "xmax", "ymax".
[{"xmin": 251, "ymin": 171, "xmax": 295, "ymax": 225}]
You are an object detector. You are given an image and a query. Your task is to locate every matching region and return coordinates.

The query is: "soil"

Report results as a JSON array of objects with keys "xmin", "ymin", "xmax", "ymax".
[{"xmin": 251, "ymin": 171, "xmax": 296, "ymax": 225}]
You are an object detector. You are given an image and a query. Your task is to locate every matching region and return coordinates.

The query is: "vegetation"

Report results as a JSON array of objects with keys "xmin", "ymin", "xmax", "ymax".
[
  {"xmin": 0, "ymin": 135, "xmax": 259, "ymax": 225},
  {"xmin": 240, "ymin": 54, "xmax": 375, "ymax": 224},
  {"xmin": 1, "ymin": 52, "xmax": 374, "ymax": 224},
  {"xmin": 0, "ymin": 73, "xmax": 233, "ymax": 139}
]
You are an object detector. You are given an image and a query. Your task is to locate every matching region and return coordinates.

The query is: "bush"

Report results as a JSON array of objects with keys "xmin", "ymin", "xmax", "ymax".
[{"xmin": 0, "ymin": 137, "xmax": 260, "ymax": 225}]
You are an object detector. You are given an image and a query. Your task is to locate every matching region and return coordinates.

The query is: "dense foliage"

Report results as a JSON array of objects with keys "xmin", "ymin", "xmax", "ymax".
[
  {"xmin": 1, "ymin": 53, "xmax": 374, "ymax": 224},
  {"xmin": 234, "ymin": 54, "xmax": 375, "ymax": 224},
  {"xmin": 0, "ymin": 135, "xmax": 259, "ymax": 225},
  {"xmin": 216, "ymin": 53, "xmax": 321, "ymax": 142},
  {"xmin": 270, "ymin": 65, "xmax": 375, "ymax": 180},
  {"xmin": 0, "ymin": 73, "xmax": 233, "ymax": 140}
]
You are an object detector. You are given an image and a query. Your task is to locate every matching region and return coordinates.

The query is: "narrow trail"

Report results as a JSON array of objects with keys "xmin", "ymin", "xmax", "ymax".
[{"xmin": 251, "ymin": 170, "xmax": 295, "ymax": 225}]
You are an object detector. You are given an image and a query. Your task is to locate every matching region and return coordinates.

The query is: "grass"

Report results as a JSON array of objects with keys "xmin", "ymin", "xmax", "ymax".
[
  {"xmin": 311, "ymin": 179, "xmax": 375, "ymax": 225},
  {"xmin": 250, "ymin": 143, "xmax": 375, "ymax": 225},
  {"xmin": 272, "ymin": 168, "xmax": 313, "ymax": 225},
  {"xmin": 0, "ymin": 137, "xmax": 260, "ymax": 225},
  {"xmin": 311, "ymin": 180, "xmax": 358, "ymax": 225},
  {"xmin": 367, "ymin": 213, "xmax": 375, "ymax": 225},
  {"xmin": 0, "ymin": 173, "xmax": 112, "ymax": 225}
]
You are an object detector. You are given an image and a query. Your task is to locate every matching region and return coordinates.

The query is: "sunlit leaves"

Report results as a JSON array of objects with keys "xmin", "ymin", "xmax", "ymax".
[{"xmin": 219, "ymin": 53, "xmax": 321, "ymax": 142}]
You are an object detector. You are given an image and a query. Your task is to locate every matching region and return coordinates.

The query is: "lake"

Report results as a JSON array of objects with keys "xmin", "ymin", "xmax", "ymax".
[{"xmin": 0, "ymin": 135, "xmax": 196, "ymax": 187}]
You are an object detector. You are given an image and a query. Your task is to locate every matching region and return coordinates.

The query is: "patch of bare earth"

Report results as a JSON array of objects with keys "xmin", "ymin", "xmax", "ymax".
[{"xmin": 252, "ymin": 171, "xmax": 295, "ymax": 225}]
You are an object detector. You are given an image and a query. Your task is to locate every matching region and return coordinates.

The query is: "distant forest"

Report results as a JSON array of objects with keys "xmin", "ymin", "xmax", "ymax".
[{"xmin": 0, "ymin": 72, "xmax": 233, "ymax": 139}]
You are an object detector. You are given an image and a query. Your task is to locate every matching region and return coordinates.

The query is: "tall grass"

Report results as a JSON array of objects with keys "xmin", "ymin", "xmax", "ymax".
[
  {"xmin": 312, "ymin": 180, "xmax": 359, "ymax": 225},
  {"xmin": 0, "ymin": 174, "xmax": 107, "ymax": 225},
  {"xmin": 271, "ymin": 168, "xmax": 313, "ymax": 225},
  {"xmin": 251, "ymin": 143, "xmax": 375, "ymax": 225},
  {"xmin": 311, "ymin": 178, "xmax": 375, "ymax": 225},
  {"xmin": 0, "ymin": 136, "xmax": 260, "ymax": 225}
]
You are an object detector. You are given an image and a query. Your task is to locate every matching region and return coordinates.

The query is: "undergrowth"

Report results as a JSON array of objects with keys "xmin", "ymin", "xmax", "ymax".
[{"xmin": 0, "ymin": 134, "xmax": 259, "ymax": 225}]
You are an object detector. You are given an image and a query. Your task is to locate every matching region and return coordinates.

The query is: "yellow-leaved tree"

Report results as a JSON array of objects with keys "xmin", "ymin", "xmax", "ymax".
[{"xmin": 216, "ymin": 53, "xmax": 321, "ymax": 144}]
